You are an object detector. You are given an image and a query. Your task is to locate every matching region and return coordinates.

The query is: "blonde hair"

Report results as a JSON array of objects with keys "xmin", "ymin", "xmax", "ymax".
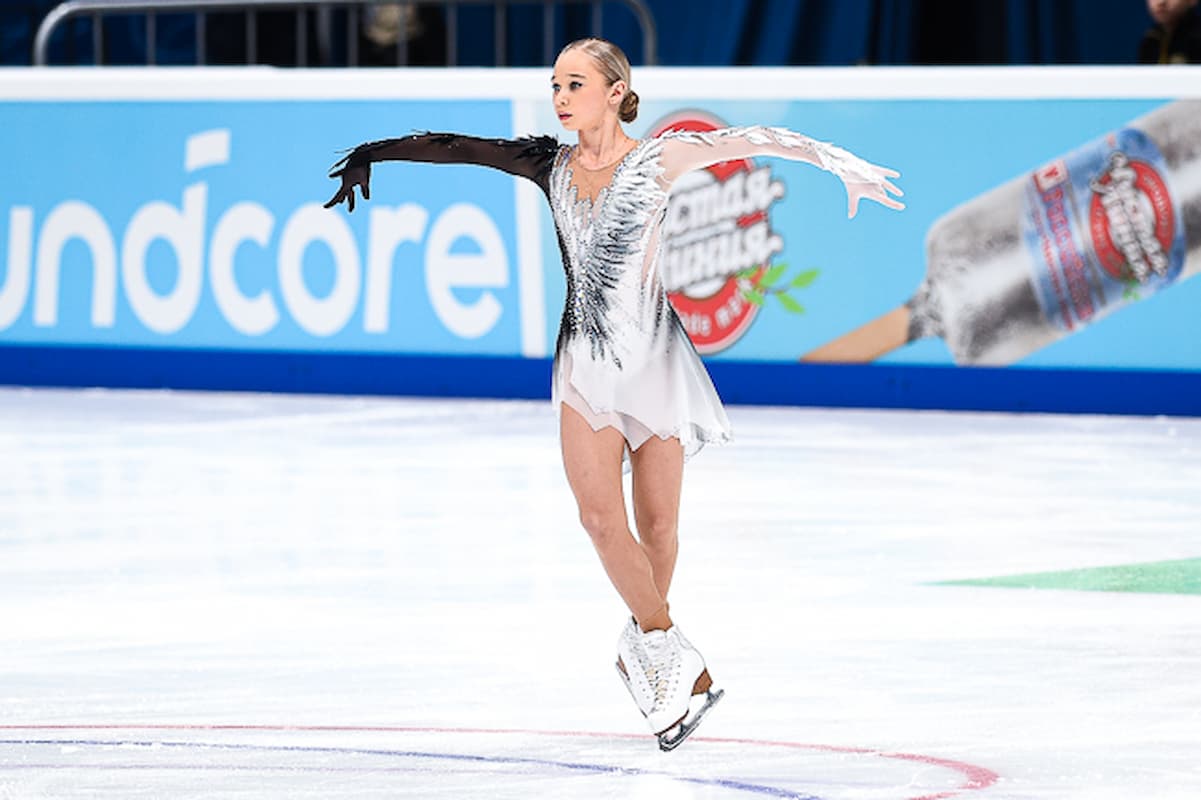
[{"xmin": 559, "ymin": 37, "xmax": 639, "ymax": 123}]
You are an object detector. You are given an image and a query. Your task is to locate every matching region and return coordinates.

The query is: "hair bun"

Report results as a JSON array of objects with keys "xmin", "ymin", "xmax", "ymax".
[{"xmin": 620, "ymin": 90, "xmax": 640, "ymax": 123}]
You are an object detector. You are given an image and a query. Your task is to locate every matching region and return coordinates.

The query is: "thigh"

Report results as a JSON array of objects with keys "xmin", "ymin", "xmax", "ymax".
[
  {"xmin": 559, "ymin": 402, "xmax": 628, "ymax": 516},
  {"xmin": 629, "ymin": 434, "xmax": 684, "ymax": 530}
]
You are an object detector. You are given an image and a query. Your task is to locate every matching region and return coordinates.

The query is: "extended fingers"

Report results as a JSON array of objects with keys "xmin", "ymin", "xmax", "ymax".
[
  {"xmin": 845, "ymin": 182, "xmax": 905, "ymax": 216},
  {"xmin": 323, "ymin": 185, "xmax": 358, "ymax": 212},
  {"xmin": 868, "ymin": 184, "xmax": 905, "ymax": 211}
]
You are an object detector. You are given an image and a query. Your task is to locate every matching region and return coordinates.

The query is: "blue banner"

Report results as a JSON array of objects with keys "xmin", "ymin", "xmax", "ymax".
[
  {"xmin": 0, "ymin": 99, "xmax": 529, "ymax": 355},
  {"xmin": 2, "ymin": 70, "xmax": 1200, "ymax": 413},
  {"xmin": 547, "ymin": 97, "xmax": 1200, "ymax": 372}
]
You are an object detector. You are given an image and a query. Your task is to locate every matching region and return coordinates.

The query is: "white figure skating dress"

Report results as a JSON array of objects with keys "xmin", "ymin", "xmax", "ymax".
[{"xmin": 332, "ymin": 127, "xmax": 882, "ymax": 457}]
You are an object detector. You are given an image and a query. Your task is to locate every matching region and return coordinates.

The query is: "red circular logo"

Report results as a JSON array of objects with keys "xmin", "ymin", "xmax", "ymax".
[
  {"xmin": 1089, "ymin": 158, "xmax": 1175, "ymax": 283},
  {"xmin": 650, "ymin": 112, "xmax": 784, "ymax": 354}
]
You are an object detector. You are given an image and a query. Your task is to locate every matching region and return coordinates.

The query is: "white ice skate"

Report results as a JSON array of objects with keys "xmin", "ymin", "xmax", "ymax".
[
  {"xmin": 615, "ymin": 617, "xmax": 651, "ymax": 715},
  {"xmin": 616, "ymin": 622, "xmax": 724, "ymax": 751}
]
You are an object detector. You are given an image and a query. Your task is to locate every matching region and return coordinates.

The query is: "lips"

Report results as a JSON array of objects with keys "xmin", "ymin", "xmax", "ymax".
[{"xmin": 558, "ymin": 113, "xmax": 572, "ymax": 121}]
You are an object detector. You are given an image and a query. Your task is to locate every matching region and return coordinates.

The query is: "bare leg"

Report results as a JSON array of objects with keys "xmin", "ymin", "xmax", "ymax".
[
  {"xmin": 629, "ymin": 434, "xmax": 684, "ymax": 600},
  {"xmin": 630, "ymin": 434, "xmax": 715, "ymax": 704},
  {"xmin": 560, "ymin": 404, "xmax": 670, "ymax": 630}
]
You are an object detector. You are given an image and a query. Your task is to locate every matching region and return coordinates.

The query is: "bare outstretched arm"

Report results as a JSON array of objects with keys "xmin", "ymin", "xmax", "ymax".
[
  {"xmin": 325, "ymin": 132, "xmax": 560, "ymax": 212},
  {"xmin": 658, "ymin": 126, "xmax": 904, "ymax": 218}
]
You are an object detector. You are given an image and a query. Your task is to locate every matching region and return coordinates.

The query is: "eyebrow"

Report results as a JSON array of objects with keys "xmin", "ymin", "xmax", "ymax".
[{"xmin": 551, "ymin": 72, "xmax": 588, "ymax": 82}]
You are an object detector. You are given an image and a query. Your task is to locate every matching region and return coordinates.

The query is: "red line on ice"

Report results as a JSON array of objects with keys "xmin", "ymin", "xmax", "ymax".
[{"xmin": 0, "ymin": 723, "xmax": 1000, "ymax": 799}]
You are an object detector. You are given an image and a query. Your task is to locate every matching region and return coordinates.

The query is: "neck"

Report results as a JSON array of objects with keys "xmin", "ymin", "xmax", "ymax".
[{"xmin": 575, "ymin": 121, "xmax": 632, "ymax": 166}]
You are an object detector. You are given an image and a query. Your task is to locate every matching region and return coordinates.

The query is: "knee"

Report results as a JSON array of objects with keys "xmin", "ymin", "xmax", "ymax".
[
  {"xmin": 578, "ymin": 507, "xmax": 627, "ymax": 546},
  {"xmin": 637, "ymin": 515, "xmax": 678, "ymax": 551}
]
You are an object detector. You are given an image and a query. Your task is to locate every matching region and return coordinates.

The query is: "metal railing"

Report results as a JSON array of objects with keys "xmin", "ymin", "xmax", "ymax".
[{"xmin": 34, "ymin": 0, "xmax": 658, "ymax": 66}]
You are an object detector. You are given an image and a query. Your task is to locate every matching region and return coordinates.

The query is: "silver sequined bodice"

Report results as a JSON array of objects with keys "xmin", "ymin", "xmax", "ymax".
[{"xmin": 549, "ymin": 139, "xmax": 680, "ymax": 372}]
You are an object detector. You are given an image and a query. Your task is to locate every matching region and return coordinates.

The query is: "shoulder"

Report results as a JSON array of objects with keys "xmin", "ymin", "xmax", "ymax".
[
  {"xmin": 620, "ymin": 136, "xmax": 668, "ymax": 171},
  {"xmin": 630, "ymin": 136, "xmax": 665, "ymax": 156},
  {"xmin": 507, "ymin": 136, "xmax": 563, "ymax": 182},
  {"xmin": 655, "ymin": 127, "xmax": 719, "ymax": 145},
  {"xmin": 517, "ymin": 133, "xmax": 561, "ymax": 149},
  {"xmin": 653, "ymin": 126, "xmax": 786, "ymax": 145},
  {"xmin": 511, "ymin": 134, "xmax": 562, "ymax": 158},
  {"xmin": 552, "ymin": 142, "xmax": 573, "ymax": 169}
]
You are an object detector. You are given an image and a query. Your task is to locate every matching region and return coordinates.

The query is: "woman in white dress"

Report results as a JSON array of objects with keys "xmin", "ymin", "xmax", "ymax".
[{"xmin": 325, "ymin": 37, "xmax": 903, "ymax": 749}]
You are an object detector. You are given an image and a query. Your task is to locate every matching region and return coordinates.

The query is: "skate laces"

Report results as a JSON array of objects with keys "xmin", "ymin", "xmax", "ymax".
[{"xmin": 639, "ymin": 630, "xmax": 681, "ymax": 711}]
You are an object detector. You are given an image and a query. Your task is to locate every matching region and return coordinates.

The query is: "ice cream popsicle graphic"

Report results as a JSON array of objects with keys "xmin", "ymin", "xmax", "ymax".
[{"xmin": 803, "ymin": 100, "xmax": 1201, "ymax": 366}]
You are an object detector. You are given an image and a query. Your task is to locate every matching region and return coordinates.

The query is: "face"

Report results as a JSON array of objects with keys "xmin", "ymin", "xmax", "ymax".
[
  {"xmin": 551, "ymin": 48, "xmax": 624, "ymax": 132},
  {"xmin": 1147, "ymin": 0, "xmax": 1197, "ymax": 26}
]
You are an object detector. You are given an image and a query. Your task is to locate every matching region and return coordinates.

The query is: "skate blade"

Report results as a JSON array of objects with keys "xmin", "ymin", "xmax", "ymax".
[{"xmin": 657, "ymin": 688, "xmax": 724, "ymax": 752}]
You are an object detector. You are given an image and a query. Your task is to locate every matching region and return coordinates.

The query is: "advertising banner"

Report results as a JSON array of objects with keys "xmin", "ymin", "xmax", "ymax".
[
  {"xmin": 561, "ymin": 95, "xmax": 1201, "ymax": 372},
  {"xmin": 0, "ymin": 92, "xmax": 535, "ymax": 357},
  {"xmin": 2, "ymin": 68, "xmax": 1200, "ymax": 410}
]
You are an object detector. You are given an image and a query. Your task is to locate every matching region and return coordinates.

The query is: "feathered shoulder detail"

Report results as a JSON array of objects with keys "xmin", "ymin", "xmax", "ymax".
[{"xmin": 654, "ymin": 125, "xmax": 885, "ymax": 185}]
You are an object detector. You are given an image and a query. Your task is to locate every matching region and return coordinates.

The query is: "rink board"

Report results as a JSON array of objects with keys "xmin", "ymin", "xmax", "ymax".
[{"xmin": 1, "ymin": 67, "xmax": 1200, "ymax": 414}]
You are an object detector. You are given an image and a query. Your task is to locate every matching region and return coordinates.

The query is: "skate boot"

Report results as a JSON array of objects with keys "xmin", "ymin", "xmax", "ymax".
[
  {"xmin": 619, "ymin": 624, "xmax": 724, "ymax": 751},
  {"xmin": 615, "ymin": 617, "xmax": 650, "ymax": 715}
]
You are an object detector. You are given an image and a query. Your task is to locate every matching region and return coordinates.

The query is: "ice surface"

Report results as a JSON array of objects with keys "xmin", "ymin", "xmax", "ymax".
[{"xmin": 1, "ymin": 387, "xmax": 1199, "ymax": 798}]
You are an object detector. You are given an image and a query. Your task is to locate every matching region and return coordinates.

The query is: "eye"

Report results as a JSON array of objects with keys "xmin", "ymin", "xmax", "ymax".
[
  {"xmin": 551, "ymin": 83, "xmax": 560, "ymax": 92},
  {"xmin": 569, "ymin": 81, "xmax": 582, "ymax": 90}
]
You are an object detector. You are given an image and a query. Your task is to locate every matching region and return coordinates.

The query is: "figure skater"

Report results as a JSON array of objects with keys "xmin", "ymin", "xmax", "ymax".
[{"xmin": 325, "ymin": 37, "xmax": 904, "ymax": 750}]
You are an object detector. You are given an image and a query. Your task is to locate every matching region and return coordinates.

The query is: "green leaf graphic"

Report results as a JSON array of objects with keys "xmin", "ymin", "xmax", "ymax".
[
  {"xmin": 759, "ymin": 264, "xmax": 788, "ymax": 288},
  {"xmin": 776, "ymin": 294, "xmax": 805, "ymax": 314},
  {"xmin": 790, "ymin": 269, "xmax": 819, "ymax": 288},
  {"xmin": 742, "ymin": 289, "xmax": 766, "ymax": 306}
]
